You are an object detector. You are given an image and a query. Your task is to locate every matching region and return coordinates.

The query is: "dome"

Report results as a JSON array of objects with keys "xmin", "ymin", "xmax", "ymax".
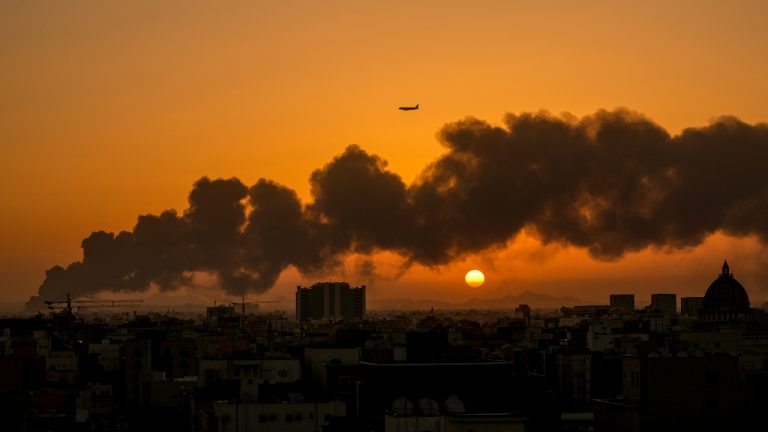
[
  {"xmin": 391, "ymin": 397, "xmax": 414, "ymax": 416},
  {"xmin": 417, "ymin": 398, "xmax": 439, "ymax": 416},
  {"xmin": 703, "ymin": 260, "xmax": 750, "ymax": 310},
  {"xmin": 444, "ymin": 395, "xmax": 466, "ymax": 414}
]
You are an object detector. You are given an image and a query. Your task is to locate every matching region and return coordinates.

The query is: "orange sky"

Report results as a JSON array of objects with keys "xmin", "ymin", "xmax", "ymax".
[{"xmin": 2, "ymin": 1, "xmax": 768, "ymax": 305}]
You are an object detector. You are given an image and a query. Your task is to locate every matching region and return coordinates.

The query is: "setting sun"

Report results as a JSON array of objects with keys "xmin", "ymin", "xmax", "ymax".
[{"xmin": 465, "ymin": 270, "xmax": 485, "ymax": 288}]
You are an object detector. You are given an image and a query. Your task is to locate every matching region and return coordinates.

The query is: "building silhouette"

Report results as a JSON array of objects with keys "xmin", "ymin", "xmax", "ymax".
[
  {"xmin": 680, "ymin": 297, "xmax": 704, "ymax": 317},
  {"xmin": 650, "ymin": 294, "xmax": 676, "ymax": 317},
  {"xmin": 609, "ymin": 294, "xmax": 635, "ymax": 313},
  {"xmin": 593, "ymin": 260, "xmax": 767, "ymax": 431},
  {"xmin": 700, "ymin": 260, "xmax": 753, "ymax": 322},
  {"xmin": 5, "ymin": 259, "xmax": 767, "ymax": 431},
  {"xmin": 296, "ymin": 282, "xmax": 366, "ymax": 322}
]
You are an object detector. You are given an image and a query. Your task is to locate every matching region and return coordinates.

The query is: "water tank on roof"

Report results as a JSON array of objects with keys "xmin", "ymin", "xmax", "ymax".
[
  {"xmin": 391, "ymin": 397, "xmax": 414, "ymax": 416},
  {"xmin": 418, "ymin": 398, "xmax": 440, "ymax": 416},
  {"xmin": 444, "ymin": 395, "xmax": 466, "ymax": 413}
]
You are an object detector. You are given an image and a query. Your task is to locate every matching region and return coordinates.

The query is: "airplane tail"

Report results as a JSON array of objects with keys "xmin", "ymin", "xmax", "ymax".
[{"xmin": 416, "ymin": 104, "xmax": 419, "ymax": 109}]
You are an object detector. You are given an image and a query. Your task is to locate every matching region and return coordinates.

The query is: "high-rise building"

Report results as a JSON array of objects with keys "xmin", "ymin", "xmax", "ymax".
[
  {"xmin": 680, "ymin": 297, "xmax": 704, "ymax": 317},
  {"xmin": 609, "ymin": 294, "xmax": 635, "ymax": 313},
  {"xmin": 296, "ymin": 282, "xmax": 366, "ymax": 322},
  {"xmin": 651, "ymin": 293, "xmax": 677, "ymax": 317}
]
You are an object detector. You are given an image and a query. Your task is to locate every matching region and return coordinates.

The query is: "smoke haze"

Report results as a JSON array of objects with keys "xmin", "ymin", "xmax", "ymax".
[{"xmin": 28, "ymin": 109, "xmax": 768, "ymax": 307}]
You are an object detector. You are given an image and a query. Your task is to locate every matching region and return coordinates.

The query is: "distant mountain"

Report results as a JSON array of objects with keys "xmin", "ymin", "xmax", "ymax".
[
  {"xmin": 368, "ymin": 291, "xmax": 586, "ymax": 311},
  {"xmin": 367, "ymin": 298, "xmax": 457, "ymax": 311},
  {"xmin": 462, "ymin": 291, "xmax": 585, "ymax": 309}
]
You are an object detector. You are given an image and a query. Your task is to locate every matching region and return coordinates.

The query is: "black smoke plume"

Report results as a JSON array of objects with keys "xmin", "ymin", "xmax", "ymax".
[{"xmin": 27, "ymin": 109, "xmax": 768, "ymax": 306}]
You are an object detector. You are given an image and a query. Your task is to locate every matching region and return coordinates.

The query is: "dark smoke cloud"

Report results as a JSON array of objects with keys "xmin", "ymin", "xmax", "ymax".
[{"xmin": 28, "ymin": 109, "xmax": 768, "ymax": 306}]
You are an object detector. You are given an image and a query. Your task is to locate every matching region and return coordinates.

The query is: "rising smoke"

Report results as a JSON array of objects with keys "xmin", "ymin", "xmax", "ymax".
[{"xmin": 27, "ymin": 109, "xmax": 768, "ymax": 307}]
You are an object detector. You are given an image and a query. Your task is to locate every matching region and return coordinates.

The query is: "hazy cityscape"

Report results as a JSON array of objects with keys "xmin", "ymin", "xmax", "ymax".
[
  {"xmin": 0, "ymin": 261, "xmax": 765, "ymax": 431},
  {"xmin": 4, "ymin": 2, "xmax": 768, "ymax": 432}
]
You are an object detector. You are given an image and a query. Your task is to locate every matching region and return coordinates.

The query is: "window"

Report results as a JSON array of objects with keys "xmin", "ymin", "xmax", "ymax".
[{"xmin": 278, "ymin": 370, "xmax": 288, "ymax": 378}]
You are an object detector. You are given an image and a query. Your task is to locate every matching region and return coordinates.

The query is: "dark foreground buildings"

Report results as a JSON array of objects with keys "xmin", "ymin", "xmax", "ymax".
[
  {"xmin": 2, "ymin": 263, "xmax": 767, "ymax": 431},
  {"xmin": 593, "ymin": 261, "xmax": 768, "ymax": 432}
]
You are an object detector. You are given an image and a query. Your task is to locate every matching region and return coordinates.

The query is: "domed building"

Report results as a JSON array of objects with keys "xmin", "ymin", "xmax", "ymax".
[{"xmin": 700, "ymin": 260, "xmax": 753, "ymax": 322}]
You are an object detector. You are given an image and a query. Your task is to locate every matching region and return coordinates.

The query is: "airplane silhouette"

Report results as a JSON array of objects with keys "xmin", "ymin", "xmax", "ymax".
[{"xmin": 398, "ymin": 104, "xmax": 419, "ymax": 111}]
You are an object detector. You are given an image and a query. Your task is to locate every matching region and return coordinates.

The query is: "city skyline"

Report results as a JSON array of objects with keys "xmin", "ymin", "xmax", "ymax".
[
  {"xmin": 3, "ymin": 3, "xmax": 768, "ymax": 429},
  {"xmin": 1, "ymin": 258, "xmax": 764, "ymax": 431},
  {"xmin": 3, "ymin": 1, "xmax": 768, "ymax": 306}
]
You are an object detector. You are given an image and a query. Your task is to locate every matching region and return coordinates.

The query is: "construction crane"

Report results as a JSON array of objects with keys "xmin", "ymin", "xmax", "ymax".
[
  {"xmin": 231, "ymin": 296, "xmax": 279, "ymax": 315},
  {"xmin": 45, "ymin": 292, "xmax": 143, "ymax": 316}
]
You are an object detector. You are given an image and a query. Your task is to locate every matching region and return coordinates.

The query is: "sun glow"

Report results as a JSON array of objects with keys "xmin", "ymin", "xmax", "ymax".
[{"xmin": 465, "ymin": 269, "xmax": 485, "ymax": 288}]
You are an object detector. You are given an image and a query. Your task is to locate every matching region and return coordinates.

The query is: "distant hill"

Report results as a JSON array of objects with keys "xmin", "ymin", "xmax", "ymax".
[
  {"xmin": 461, "ymin": 291, "xmax": 587, "ymax": 309},
  {"xmin": 368, "ymin": 291, "xmax": 586, "ymax": 311}
]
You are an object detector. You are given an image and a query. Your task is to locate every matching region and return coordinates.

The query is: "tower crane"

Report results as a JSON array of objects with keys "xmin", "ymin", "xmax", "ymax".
[
  {"xmin": 45, "ymin": 292, "xmax": 144, "ymax": 316},
  {"xmin": 231, "ymin": 296, "xmax": 279, "ymax": 315}
]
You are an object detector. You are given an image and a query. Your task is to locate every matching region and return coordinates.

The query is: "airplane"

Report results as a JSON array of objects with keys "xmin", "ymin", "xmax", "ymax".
[{"xmin": 398, "ymin": 104, "xmax": 419, "ymax": 111}]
